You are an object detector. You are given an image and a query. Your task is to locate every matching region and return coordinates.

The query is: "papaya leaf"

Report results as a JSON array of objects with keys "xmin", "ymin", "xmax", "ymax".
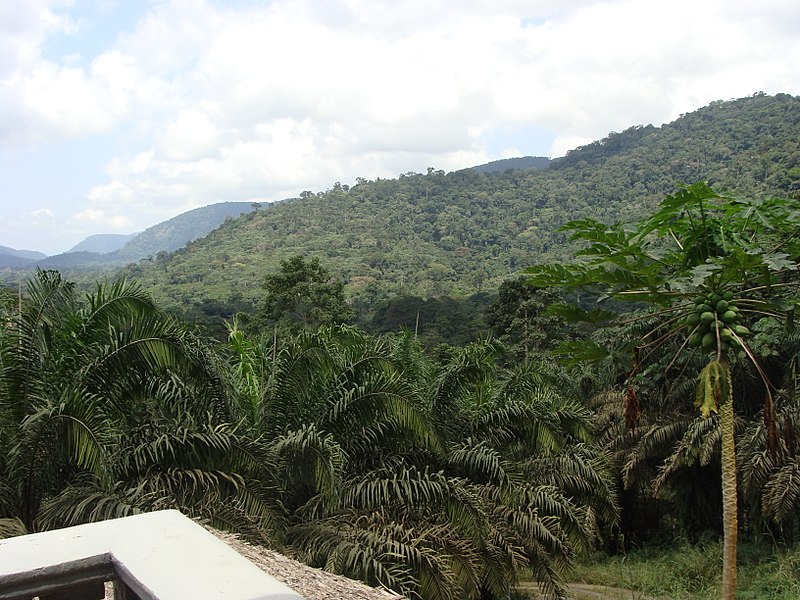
[
  {"xmin": 685, "ymin": 262, "xmax": 723, "ymax": 288},
  {"xmin": 760, "ymin": 251, "xmax": 797, "ymax": 272},
  {"xmin": 525, "ymin": 264, "xmax": 587, "ymax": 287},
  {"xmin": 694, "ymin": 361, "xmax": 730, "ymax": 418},
  {"xmin": 552, "ymin": 340, "xmax": 610, "ymax": 364},
  {"xmin": 546, "ymin": 303, "xmax": 617, "ymax": 325}
]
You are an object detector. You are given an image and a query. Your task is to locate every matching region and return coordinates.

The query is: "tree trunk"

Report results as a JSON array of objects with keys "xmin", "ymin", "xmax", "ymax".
[{"xmin": 720, "ymin": 381, "xmax": 737, "ymax": 599}]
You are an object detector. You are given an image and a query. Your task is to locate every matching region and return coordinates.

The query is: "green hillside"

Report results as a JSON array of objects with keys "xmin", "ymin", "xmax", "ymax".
[
  {"xmin": 121, "ymin": 93, "xmax": 800, "ymax": 322},
  {"xmin": 66, "ymin": 233, "xmax": 138, "ymax": 254},
  {"xmin": 470, "ymin": 156, "xmax": 551, "ymax": 173},
  {"xmin": 0, "ymin": 245, "xmax": 46, "ymax": 269},
  {"xmin": 35, "ymin": 251, "xmax": 125, "ymax": 270},
  {"xmin": 25, "ymin": 202, "xmax": 258, "ymax": 273},
  {"xmin": 112, "ymin": 201, "xmax": 257, "ymax": 261}
]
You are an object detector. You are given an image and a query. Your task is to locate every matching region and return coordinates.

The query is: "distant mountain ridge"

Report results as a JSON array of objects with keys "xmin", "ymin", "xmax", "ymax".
[
  {"xmin": 116, "ymin": 93, "xmax": 800, "ymax": 320},
  {"xmin": 5, "ymin": 94, "xmax": 798, "ymax": 327},
  {"xmin": 32, "ymin": 202, "xmax": 259, "ymax": 271},
  {"xmin": 35, "ymin": 251, "xmax": 126, "ymax": 270},
  {"xmin": 112, "ymin": 202, "xmax": 258, "ymax": 261},
  {"xmin": 469, "ymin": 156, "xmax": 551, "ymax": 173},
  {"xmin": 0, "ymin": 245, "xmax": 46, "ymax": 261},
  {"xmin": 67, "ymin": 233, "xmax": 138, "ymax": 254},
  {"xmin": 0, "ymin": 245, "xmax": 47, "ymax": 269}
]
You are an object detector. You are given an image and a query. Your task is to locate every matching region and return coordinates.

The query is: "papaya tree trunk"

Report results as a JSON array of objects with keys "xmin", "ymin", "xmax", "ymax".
[{"xmin": 720, "ymin": 376, "xmax": 737, "ymax": 599}]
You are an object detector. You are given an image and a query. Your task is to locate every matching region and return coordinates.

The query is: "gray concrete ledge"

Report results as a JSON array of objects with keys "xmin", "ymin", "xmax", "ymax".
[{"xmin": 0, "ymin": 510, "xmax": 305, "ymax": 600}]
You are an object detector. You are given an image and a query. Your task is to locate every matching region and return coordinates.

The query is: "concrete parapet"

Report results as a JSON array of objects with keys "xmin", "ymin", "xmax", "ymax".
[{"xmin": 0, "ymin": 510, "xmax": 305, "ymax": 600}]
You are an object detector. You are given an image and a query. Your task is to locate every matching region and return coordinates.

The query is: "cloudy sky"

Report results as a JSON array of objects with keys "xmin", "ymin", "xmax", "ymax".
[{"xmin": 2, "ymin": 0, "xmax": 799, "ymax": 255}]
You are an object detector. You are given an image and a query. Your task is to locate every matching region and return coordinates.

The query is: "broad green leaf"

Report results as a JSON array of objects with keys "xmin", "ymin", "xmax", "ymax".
[
  {"xmin": 546, "ymin": 303, "xmax": 617, "ymax": 325},
  {"xmin": 552, "ymin": 340, "xmax": 610, "ymax": 364},
  {"xmin": 686, "ymin": 262, "xmax": 723, "ymax": 287},
  {"xmin": 761, "ymin": 252, "xmax": 797, "ymax": 272}
]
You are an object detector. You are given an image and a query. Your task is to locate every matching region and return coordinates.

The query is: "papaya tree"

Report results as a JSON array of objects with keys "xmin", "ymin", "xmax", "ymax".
[{"xmin": 527, "ymin": 182, "xmax": 800, "ymax": 599}]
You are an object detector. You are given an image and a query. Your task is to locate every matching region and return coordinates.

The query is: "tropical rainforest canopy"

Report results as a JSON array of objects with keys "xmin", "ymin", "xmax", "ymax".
[{"xmin": 1, "ymin": 94, "xmax": 800, "ymax": 600}]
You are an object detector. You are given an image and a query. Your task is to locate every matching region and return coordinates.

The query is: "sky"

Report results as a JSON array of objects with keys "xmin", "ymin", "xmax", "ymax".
[{"xmin": 1, "ymin": 0, "xmax": 799, "ymax": 255}]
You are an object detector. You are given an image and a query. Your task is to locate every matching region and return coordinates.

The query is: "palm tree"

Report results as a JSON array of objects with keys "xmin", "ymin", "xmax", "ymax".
[
  {"xmin": 527, "ymin": 182, "xmax": 800, "ymax": 599},
  {"xmin": 738, "ymin": 328, "xmax": 800, "ymax": 540},
  {"xmin": 223, "ymin": 326, "xmax": 616, "ymax": 600},
  {"xmin": 224, "ymin": 324, "xmax": 454, "ymax": 596},
  {"xmin": 424, "ymin": 340, "xmax": 617, "ymax": 598},
  {"xmin": 0, "ymin": 271, "xmax": 274, "ymax": 536}
]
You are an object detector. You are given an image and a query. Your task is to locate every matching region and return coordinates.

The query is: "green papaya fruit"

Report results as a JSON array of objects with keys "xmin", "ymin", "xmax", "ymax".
[{"xmin": 702, "ymin": 332, "xmax": 717, "ymax": 350}]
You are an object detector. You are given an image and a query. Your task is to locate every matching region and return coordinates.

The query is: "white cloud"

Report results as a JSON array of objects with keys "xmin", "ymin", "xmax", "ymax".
[
  {"xmin": 128, "ymin": 150, "xmax": 155, "ymax": 174},
  {"xmin": 67, "ymin": 208, "xmax": 131, "ymax": 230},
  {"xmin": 2, "ymin": 0, "xmax": 800, "ymax": 253},
  {"xmin": 81, "ymin": 0, "xmax": 800, "ymax": 212},
  {"xmin": 31, "ymin": 208, "xmax": 54, "ymax": 219},
  {"xmin": 115, "ymin": 0, "xmax": 220, "ymax": 75},
  {"xmin": 159, "ymin": 107, "xmax": 219, "ymax": 161},
  {"xmin": 88, "ymin": 180, "xmax": 135, "ymax": 206}
]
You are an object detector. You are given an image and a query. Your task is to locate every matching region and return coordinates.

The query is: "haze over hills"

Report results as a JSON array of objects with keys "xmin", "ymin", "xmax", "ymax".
[
  {"xmin": 28, "ymin": 202, "xmax": 259, "ymax": 271},
  {"xmin": 470, "ymin": 156, "xmax": 551, "ymax": 174},
  {"xmin": 0, "ymin": 246, "xmax": 47, "ymax": 269},
  {"xmin": 4, "ymin": 94, "xmax": 798, "ymax": 332},
  {"xmin": 67, "ymin": 233, "xmax": 139, "ymax": 254},
  {"xmin": 112, "ymin": 93, "xmax": 800, "ymax": 322},
  {"xmin": 111, "ymin": 202, "xmax": 258, "ymax": 262}
]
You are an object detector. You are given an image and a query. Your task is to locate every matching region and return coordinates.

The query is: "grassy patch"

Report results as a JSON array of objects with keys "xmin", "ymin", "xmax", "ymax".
[{"xmin": 567, "ymin": 541, "xmax": 800, "ymax": 599}]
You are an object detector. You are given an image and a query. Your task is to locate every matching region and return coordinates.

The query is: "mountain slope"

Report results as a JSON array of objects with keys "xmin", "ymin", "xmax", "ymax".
[
  {"xmin": 470, "ymin": 156, "xmax": 551, "ymax": 173},
  {"xmin": 112, "ymin": 201, "xmax": 258, "ymax": 262},
  {"xmin": 0, "ymin": 246, "xmax": 47, "ymax": 269},
  {"xmin": 122, "ymin": 93, "xmax": 800, "ymax": 319},
  {"xmin": 0, "ymin": 245, "xmax": 47, "ymax": 261},
  {"xmin": 35, "ymin": 251, "xmax": 124, "ymax": 270},
  {"xmin": 27, "ymin": 202, "xmax": 259, "ymax": 271},
  {"xmin": 67, "ymin": 233, "xmax": 138, "ymax": 254}
]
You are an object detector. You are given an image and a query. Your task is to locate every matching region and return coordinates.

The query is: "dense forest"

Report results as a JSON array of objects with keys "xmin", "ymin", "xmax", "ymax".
[
  {"xmin": 2, "ymin": 94, "xmax": 800, "ymax": 599},
  {"xmin": 29, "ymin": 201, "xmax": 259, "ymax": 271},
  {"xmin": 4, "ymin": 93, "xmax": 798, "ymax": 344},
  {"xmin": 107, "ymin": 93, "xmax": 800, "ymax": 336}
]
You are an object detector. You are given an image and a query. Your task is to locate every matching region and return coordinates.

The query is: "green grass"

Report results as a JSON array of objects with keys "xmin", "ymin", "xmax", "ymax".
[{"xmin": 567, "ymin": 541, "xmax": 800, "ymax": 599}]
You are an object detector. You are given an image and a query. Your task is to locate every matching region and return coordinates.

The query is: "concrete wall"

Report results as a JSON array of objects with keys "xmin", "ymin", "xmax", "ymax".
[{"xmin": 0, "ymin": 510, "xmax": 305, "ymax": 600}]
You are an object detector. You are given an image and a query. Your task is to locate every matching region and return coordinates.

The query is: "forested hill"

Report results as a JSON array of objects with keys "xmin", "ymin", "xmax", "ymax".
[
  {"xmin": 29, "ymin": 202, "xmax": 258, "ymax": 272},
  {"xmin": 470, "ymin": 156, "xmax": 551, "ymax": 173},
  {"xmin": 67, "ymin": 233, "xmax": 138, "ymax": 254},
  {"xmin": 0, "ymin": 246, "xmax": 46, "ymax": 269},
  {"xmin": 122, "ymin": 93, "xmax": 800, "ymax": 319},
  {"xmin": 111, "ymin": 201, "xmax": 257, "ymax": 262}
]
